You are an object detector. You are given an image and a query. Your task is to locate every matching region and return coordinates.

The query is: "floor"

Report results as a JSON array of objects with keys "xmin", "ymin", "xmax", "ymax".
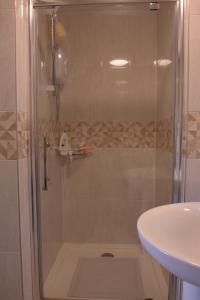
[{"xmin": 44, "ymin": 243, "xmax": 168, "ymax": 300}]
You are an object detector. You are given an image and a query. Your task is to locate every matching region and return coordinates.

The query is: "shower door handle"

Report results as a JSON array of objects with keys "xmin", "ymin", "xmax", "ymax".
[{"xmin": 43, "ymin": 137, "xmax": 50, "ymax": 191}]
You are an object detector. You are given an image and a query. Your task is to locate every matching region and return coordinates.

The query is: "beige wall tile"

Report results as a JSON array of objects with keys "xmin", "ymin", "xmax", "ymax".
[
  {"xmin": 18, "ymin": 158, "xmax": 33, "ymax": 300},
  {"xmin": 63, "ymin": 149, "xmax": 156, "ymax": 243},
  {"xmin": 16, "ymin": 0, "xmax": 30, "ymax": 114},
  {"xmin": 156, "ymin": 151, "xmax": 174, "ymax": 206},
  {"xmin": 59, "ymin": 4, "xmax": 157, "ymax": 122},
  {"xmin": 0, "ymin": 252, "xmax": 23, "ymax": 300},
  {"xmin": 157, "ymin": 2, "xmax": 176, "ymax": 119},
  {"xmin": 184, "ymin": 0, "xmax": 200, "ymax": 204},
  {"xmin": 190, "ymin": 0, "xmax": 200, "ymax": 15},
  {"xmin": 0, "ymin": 0, "xmax": 15, "ymax": 9},
  {"xmin": 185, "ymin": 158, "xmax": 200, "ymax": 201},
  {"xmin": 0, "ymin": 9, "xmax": 16, "ymax": 111},
  {"xmin": 188, "ymin": 15, "xmax": 200, "ymax": 111},
  {"xmin": 0, "ymin": 161, "xmax": 21, "ymax": 252}
]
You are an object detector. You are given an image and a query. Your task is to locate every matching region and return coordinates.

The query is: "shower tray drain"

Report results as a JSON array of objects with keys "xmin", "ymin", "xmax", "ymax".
[{"xmin": 101, "ymin": 252, "xmax": 115, "ymax": 258}]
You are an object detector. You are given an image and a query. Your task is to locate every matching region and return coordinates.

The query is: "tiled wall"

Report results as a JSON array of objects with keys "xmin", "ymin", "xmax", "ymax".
[
  {"xmin": 0, "ymin": 112, "xmax": 17, "ymax": 160},
  {"xmin": 0, "ymin": 1, "xmax": 23, "ymax": 299},
  {"xmin": 186, "ymin": 112, "xmax": 200, "ymax": 158},
  {"xmin": 40, "ymin": 120, "xmax": 157, "ymax": 148},
  {"xmin": 59, "ymin": 4, "xmax": 157, "ymax": 123},
  {"xmin": 38, "ymin": 115, "xmax": 173, "ymax": 244},
  {"xmin": 63, "ymin": 148, "xmax": 156, "ymax": 243},
  {"xmin": 57, "ymin": 4, "xmax": 158, "ymax": 243},
  {"xmin": 185, "ymin": 0, "xmax": 200, "ymax": 202},
  {"xmin": 0, "ymin": 111, "xmax": 29, "ymax": 160},
  {"xmin": 40, "ymin": 119, "xmax": 174, "ymax": 151}
]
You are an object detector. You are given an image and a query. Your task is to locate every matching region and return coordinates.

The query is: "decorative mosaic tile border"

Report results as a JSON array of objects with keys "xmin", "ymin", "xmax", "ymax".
[
  {"xmin": 186, "ymin": 112, "xmax": 200, "ymax": 158},
  {"xmin": 39, "ymin": 120, "xmax": 163, "ymax": 149},
  {"xmin": 66, "ymin": 121, "xmax": 157, "ymax": 148},
  {"xmin": 0, "ymin": 112, "xmax": 17, "ymax": 160},
  {"xmin": 17, "ymin": 112, "xmax": 29, "ymax": 159},
  {"xmin": 156, "ymin": 118, "xmax": 174, "ymax": 153},
  {"xmin": 0, "ymin": 111, "xmax": 29, "ymax": 160},
  {"xmin": 6, "ymin": 110, "xmax": 200, "ymax": 159}
]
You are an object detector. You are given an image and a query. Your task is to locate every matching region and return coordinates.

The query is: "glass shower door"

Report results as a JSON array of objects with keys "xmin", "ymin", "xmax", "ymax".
[{"xmin": 34, "ymin": 2, "xmax": 177, "ymax": 299}]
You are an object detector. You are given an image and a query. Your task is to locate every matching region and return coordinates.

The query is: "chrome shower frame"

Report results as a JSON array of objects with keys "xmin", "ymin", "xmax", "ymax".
[
  {"xmin": 29, "ymin": 0, "xmax": 186, "ymax": 299},
  {"xmin": 33, "ymin": 0, "xmax": 181, "ymax": 7}
]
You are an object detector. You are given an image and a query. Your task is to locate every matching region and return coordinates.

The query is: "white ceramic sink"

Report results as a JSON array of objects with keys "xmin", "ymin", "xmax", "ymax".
[{"xmin": 137, "ymin": 202, "xmax": 200, "ymax": 287}]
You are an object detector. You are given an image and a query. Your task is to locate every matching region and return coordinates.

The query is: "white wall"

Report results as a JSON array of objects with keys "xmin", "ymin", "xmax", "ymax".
[
  {"xmin": 0, "ymin": 0, "xmax": 23, "ymax": 299},
  {"xmin": 185, "ymin": 0, "xmax": 200, "ymax": 202}
]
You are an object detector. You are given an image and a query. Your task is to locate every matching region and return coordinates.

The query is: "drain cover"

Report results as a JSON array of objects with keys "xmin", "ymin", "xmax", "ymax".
[{"xmin": 101, "ymin": 252, "xmax": 114, "ymax": 258}]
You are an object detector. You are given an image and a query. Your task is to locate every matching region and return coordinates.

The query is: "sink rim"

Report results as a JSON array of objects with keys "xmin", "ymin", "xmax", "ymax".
[{"xmin": 137, "ymin": 202, "xmax": 200, "ymax": 285}]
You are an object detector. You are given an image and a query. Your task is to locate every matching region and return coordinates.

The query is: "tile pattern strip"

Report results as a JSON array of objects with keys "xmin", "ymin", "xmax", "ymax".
[
  {"xmin": 186, "ymin": 112, "xmax": 200, "ymax": 158},
  {"xmin": 39, "ymin": 120, "xmax": 157, "ymax": 149},
  {"xmin": 39, "ymin": 119, "xmax": 173, "ymax": 150},
  {"xmin": 156, "ymin": 118, "xmax": 173, "ymax": 153},
  {"xmin": 0, "ymin": 111, "xmax": 29, "ymax": 160},
  {"xmin": 0, "ymin": 112, "xmax": 177, "ymax": 159},
  {"xmin": 0, "ymin": 111, "xmax": 17, "ymax": 160},
  {"xmin": 17, "ymin": 112, "xmax": 29, "ymax": 159}
]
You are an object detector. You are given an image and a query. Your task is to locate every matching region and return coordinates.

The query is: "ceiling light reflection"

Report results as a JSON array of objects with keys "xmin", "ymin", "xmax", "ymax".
[
  {"xmin": 154, "ymin": 59, "xmax": 172, "ymax": 67},
  {"xmin": 110, "ymin": 59, "xmax": 129, "ymax": 68}
]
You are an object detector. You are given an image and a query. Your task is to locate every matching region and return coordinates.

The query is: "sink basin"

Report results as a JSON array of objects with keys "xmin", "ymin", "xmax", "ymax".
[{"xmin": 137, "ymin": 202, "xmax": 200, "ymax": 287}]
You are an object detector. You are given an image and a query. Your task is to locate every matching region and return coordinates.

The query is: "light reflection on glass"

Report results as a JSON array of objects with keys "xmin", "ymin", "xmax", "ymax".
[
  {"xmin": 154, "ymin": 59, "xmax": 172, "ymax": 67},
  {"xmin": 110, "ymin": 59, "xmax": 129, "ymax": 68},
  {"xmin": 41, "ymin": 61, "xmax": 45, "ymax": 69}
]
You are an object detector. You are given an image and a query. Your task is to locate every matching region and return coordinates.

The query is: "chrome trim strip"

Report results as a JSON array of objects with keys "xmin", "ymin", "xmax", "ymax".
[
  {"xmin": 173, "ymin": 0, "xmax": 185, "ymax": 205},
  {"xmin": 170, "ymin": 1, "xmax": 185, "ymax": 299},
  {"xmin": 29, "ymin": 1, "xmax": 43, "ymax": 299},
  {"xmin": 33, "ymin": 0, "xmax": 178, "ymax": 8}
]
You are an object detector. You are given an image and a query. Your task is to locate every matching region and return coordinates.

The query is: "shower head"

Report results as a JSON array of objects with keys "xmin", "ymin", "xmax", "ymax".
[
  {"xmin": 50, "ymin": 8, "xmax": 66, "ymax": 46},
  {"xmin": 55, "ymin": 19, "xmax": 66, "ymax": 45}
]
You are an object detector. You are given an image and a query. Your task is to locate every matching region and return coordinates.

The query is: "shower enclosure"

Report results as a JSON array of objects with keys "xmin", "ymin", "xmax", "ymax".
[{"xmin": 31, "ymin": 1, "xmax": 184, "ymax": 299}]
